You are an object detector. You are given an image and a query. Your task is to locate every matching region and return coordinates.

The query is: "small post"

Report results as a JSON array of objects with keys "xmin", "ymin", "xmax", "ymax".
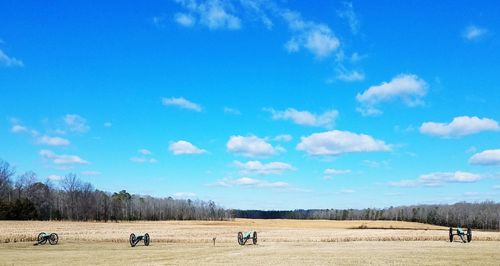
[{"xmin": 213, "ymin": 237, "xmax": 216, "ymax": 246}]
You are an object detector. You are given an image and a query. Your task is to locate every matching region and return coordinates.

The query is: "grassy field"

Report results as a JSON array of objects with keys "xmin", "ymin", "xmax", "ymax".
[{"xmin": 1, "ymin": 219, "xmax": 499, "ymax": 265}]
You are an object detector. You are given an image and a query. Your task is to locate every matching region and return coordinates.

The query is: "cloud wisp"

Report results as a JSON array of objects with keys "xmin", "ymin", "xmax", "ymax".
[
  {"xmin": 265, "ymin": 108, "xmax": 338, "ymax": 128},
  {"xmin": 162, "ymin": 97, "xmax": 202, "ymax": 112},
  {"xmin": 420, "ymin": 116, "xmax": 499, "ymax": 138}
]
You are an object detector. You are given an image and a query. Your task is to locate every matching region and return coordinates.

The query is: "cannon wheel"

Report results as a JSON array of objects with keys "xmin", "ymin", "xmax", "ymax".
[
  {"xmin": 129, "ymin": 233, "xmax": 136, "ymax": 247},
  {"xmin": 38, "ymin": 232, "xmax": 47, "ymax": 245},
  {"xmin": 237, "ymin": 232, "xmax": 244, "ymax": 245},
  {"xmin": 448, "ymin": 228, "xmax": 453, "ymax": 242},
  {"xmin": 144, "ymin": 233, "xmax": 150, "ymax": 246},
  {"xmin": 252, "ymin": 231, "xmax": 257, "ymax": 245},
  {"xmin": 49, "ymin": 233, "xmax": 59, "ymax": 245},
  {"xmin": 467, "ymin": 227, "xmax": 472, "ymax": 243}
]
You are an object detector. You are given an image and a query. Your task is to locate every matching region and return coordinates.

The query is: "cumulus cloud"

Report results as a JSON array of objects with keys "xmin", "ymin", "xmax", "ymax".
[
  {"xmin": 37, "ymin": 135, "xmax": 70, "ymax": 146},
  {"xmin": 336, "ymin": 69, "xmax": 365, "ymax": 82},
  {"xmin": 469, "ymin": 149, "xmax": 500, "ymax": 166},
  {"xmin": 323, "ymin": 168, "xmax": 351, "ymax": 179},
  {"xmin": 215, "ymin": 177, "xmax": 290, "ymax": 189},
  {"xmin": 420, "ymin": 116, "xmax": 499, "ymax": 138},
  {"xmin": 265, "ymin": 108, "xmax": 338, "ymax": 128},
  {"xmin": 138, "ymin": 149, "xmax": 152, "ymax": 155},
  {"xmin": 10, "ymin": 124, "xmax": 28, "ymax": 134},
  {"xmin": 296, "ymin": 130, "xmax": 390, "ymax": 156},
  {"xmin": 0, "ymin": 49, "xmax": 24, "ymax": 67},
  {"xmin": 47, "ymin": 175, "xmax": 64, "ymax": 181},
  {"xmin": 234, "ymin": 160, "xmax": 295, "ymax": 175},
  {"xmin": 169, "ymin": 140, "xmax": 207, "ymax": 155},
  {"xmin": 356, "ymin": 74, "xmax": 428, "ymax": 116},
  {"xmin": 282, "ymin": 10, "xmax": 340, "ymax": 59},
  {"xmin": 40, "ymin": 150, "xmax": 89, "ymax": 165},
  {"xmin": 223, "ymin": 107, "xmax": 241, "ymax": 115},
  {"xmin": 130, "ymin": 157, "xmax": 158, "ymax": 163},
  {"xmin": 274, "ymin": 134, "xmax": 292, "ymax": 142},
  {"xmin": 162, "ymin": 97, "xmax": 202, "ymax": 112},
  {"xmin": 390, "ymin": 171, "xmax": 482, "ymax": 188},
  {"xmin": 337, "ymin": 2, "xmax": 360, "ymax": 35},
  {"xmin": 463, "ymin": 25, "xmax": 487, "ymax": 41},
  {"xmin": 174, "ymin": 13, "xmax": 196, "ymax": 27},
  {"xmin": 174, "ymin": 0, "xmax": 241, "ymax": 30},
  {"xmin": 226, "ymin": 135, "xmax": 283, "ymax": 157},
  {"xmin": 64, "ymin": 114, "xmax": 90, "ymax": 133},
  {"xmin": 130, "ymin": 149, "xmax": 158, "ymax": 163}
]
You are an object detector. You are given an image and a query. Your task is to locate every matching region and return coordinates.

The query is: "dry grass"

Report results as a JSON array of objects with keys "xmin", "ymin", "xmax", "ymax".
[
  {"xmin": 0, "ymin": 219, "xmax": 498, "ymax": 244},
  {"xmin": 0, "ymin": 219, "xmax": 499, "ymax": 265}
]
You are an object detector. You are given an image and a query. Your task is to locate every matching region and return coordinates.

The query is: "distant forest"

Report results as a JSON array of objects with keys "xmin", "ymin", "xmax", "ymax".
[
  {"xmin": 1, "ymin": 159, "xmax": 499, "ymax": 230},
  {"xmin": 0, "ymin": 160, "xmax": 228, "ymax": 221}
]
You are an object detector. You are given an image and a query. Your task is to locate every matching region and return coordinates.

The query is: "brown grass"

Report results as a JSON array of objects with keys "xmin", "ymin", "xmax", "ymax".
[{"xmin": 0, "ymin": 220, "xmax": 499, "ymax": 265}]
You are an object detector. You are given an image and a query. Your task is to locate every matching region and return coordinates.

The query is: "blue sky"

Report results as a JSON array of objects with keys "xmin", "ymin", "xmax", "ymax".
[{"xmin": 1, "ymin": 0, "xmax": 500, "ymax": 209}]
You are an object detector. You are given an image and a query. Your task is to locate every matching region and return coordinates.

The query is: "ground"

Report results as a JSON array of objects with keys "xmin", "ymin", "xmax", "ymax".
[{"xmin": 0, "ymin": 219, "xmax": 499, "ymax": 265}]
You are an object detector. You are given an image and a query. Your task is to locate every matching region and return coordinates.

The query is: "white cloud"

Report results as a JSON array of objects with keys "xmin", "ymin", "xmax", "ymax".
[
  {"xmin": 81, "ymin": 171, "xmax": 102, "ymax": 176},
  {"xmin": 47, "ymin": 175, "xmax": 64, "ymax": 181},
  {"xmin": 10, "ymin": 124, "xmax": 28, "ymax": 133},
  {"xmin": 266, "ymin": 108, "xmax": 338, "ymax": 127},
  {"xmin": 162, "ymin": 97, "xmax": 202, "ymax": 112},
  {"xmin": 419, "ymin": 171, "xmax": 481, "ymax": 186},
  {"xmin": 463, "ymin": 25, "xmax": 487, "ymax": 41},
  {"xmin": 173, "ymin": 192, "xmax": 197, "ymax": 197},
  {"xmin": 274, "ymin": 134, "xmax": 292, "ymax": 142},
  {"xmin": 223, "ymin": 107, "xmax": 241, "ymax": 115},
  {"xmin": 420, "ymin": 116, "xmax": 499, "ymax": 138},
  {"xmin": 174, "ymin": 13, "xmax": 196, "ymax": 27},
  {"xmin": 282, "ymin": 10, "xmax": 340, "ymax": 59},
  {"xmin": 469, "ymin": 149, "xmax": 500, "ymax": 166},
  {"xmin": 37, "ymin": 135, "xmax": 70, "ymax": 146},
  {"xmin": 226, "ymin": 135, "xmax": 283, "ymax": 157},
  {"xmin": 234, "ymin": 160, "xmax": 295, "ymax": 175},
  {"xmin": 169, "ymin": 140, "xmax": 207, "ymax": 155},
  {"xmin": 40, "ymin": 150, "xmax": 89, "ymax": 165},
  {"xmin": 174, "ymin": 0, "xmax": 241, "ymax": 30},
  {"xmin": 215, "ymin": 177, "xmax": 290, "ymax": 189},
  {"xmin": 64, "ymin": 114, "xmax": 90, "ymax": 133},
  {"xmin": 130, "ymin": 157, "xmax": 158, "ymax": 163},
  {"xmin": 296, "ymin": 130, "xmax": 390, "ymax": 156},
  {"xmin": 104, "ymin": 122, "xmax": 112, "ymax": 128},
  {"xmin": 388, "ymin": 179, "xmax": 419, "ymax": 188},
  {"xmin": 464, "ymin": 191, "xmax": 480, "ymax": 197},
  {"xmin": 356, "ymin": 74, "xmax": 428, "ymax": 116},
  {"xmin": 494, "ymin": 185, "xmax": 500, "ymax": 190},
  {"xmin": 389, "ymin": 171, "xmax": 481, "ymax": 188},
  {"xmin": 337, "ymin": 2, "xmax": 360, "ymax": 35},
  {"xmin": 340, "ymin": 189, "xmax": 355, "ymax": 194},
  {"xmin": 0, "ymin": 49, "xmax": 23, "ymax": 67},
  {"xmin": 324, "ymin": 168, "xmax": 351, "ymax": 175},
  {"xmin": 138, "ymin": 149, "xmax": 152, "ymax": 155},
  {"xmin": 336, "ymin": 69, "xmax": 365, "ymax": 82}
]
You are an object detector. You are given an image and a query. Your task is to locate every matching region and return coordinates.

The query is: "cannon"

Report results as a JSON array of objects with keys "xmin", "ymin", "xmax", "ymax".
[
  {"xmin": 35, "ymin": 232, "xmax": 58, "ymax": 245},
  {"xmin": 129, "ymin": 233, "xmax": 150, "ymax": 247},
  {"xmin": 237, "ymin": 231, "xmax": 257, "ymax": 245},
  {"xmin": 449, "ymin": 226, "xmax": 472, "ymax": 243}
]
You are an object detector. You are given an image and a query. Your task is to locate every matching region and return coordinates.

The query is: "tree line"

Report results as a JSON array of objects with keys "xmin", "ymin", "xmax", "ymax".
[
  {"xmin": 232, "ymin": 202, "xmax": 500, "ymax": 230},
  {"xmin": 1, "ymin": 159, "xmax": 499, "ymax": 229},
  {"xmin": 0, "ymin": 160, "xmax": 228, "ymax": 221}
]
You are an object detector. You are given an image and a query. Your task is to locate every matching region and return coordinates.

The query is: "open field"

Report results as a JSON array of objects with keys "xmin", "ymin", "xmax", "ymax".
[{"xmin": 1, "ymin": 219, "xmax": 500, "ymax": 265}]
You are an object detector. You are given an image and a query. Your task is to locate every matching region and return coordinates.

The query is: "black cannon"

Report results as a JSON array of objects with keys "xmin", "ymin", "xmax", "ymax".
[
  {"xmin": 35, "ymin": 232, "xmax": 59, "ymax": 245},
  {"xmin": 449, "ymin": 226, "xmax": 472, "ymax": 243},
  {"xmin": 237, "ymin": 231, "xmax": 257, "ymax": 245},
  {"xmin": 129, "ymin": 233, "xmax": 150, "ymax": 247}
]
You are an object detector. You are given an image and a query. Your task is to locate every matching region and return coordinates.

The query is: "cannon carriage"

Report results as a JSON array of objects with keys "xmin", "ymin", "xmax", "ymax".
[
  {"xmin": 237, "ymin": 231, "xmax": 257, "ymax": 245},
  {"xmin": 449, "ymin": 226, "xmax": 472, "ymax": 243},
  {"xmin": 129, "ymin": 233, "xmax": 150, "ymax": 247},
  {"xmin": 35, "ymin": 232, "xmax": 59, "ymax": 245}
]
